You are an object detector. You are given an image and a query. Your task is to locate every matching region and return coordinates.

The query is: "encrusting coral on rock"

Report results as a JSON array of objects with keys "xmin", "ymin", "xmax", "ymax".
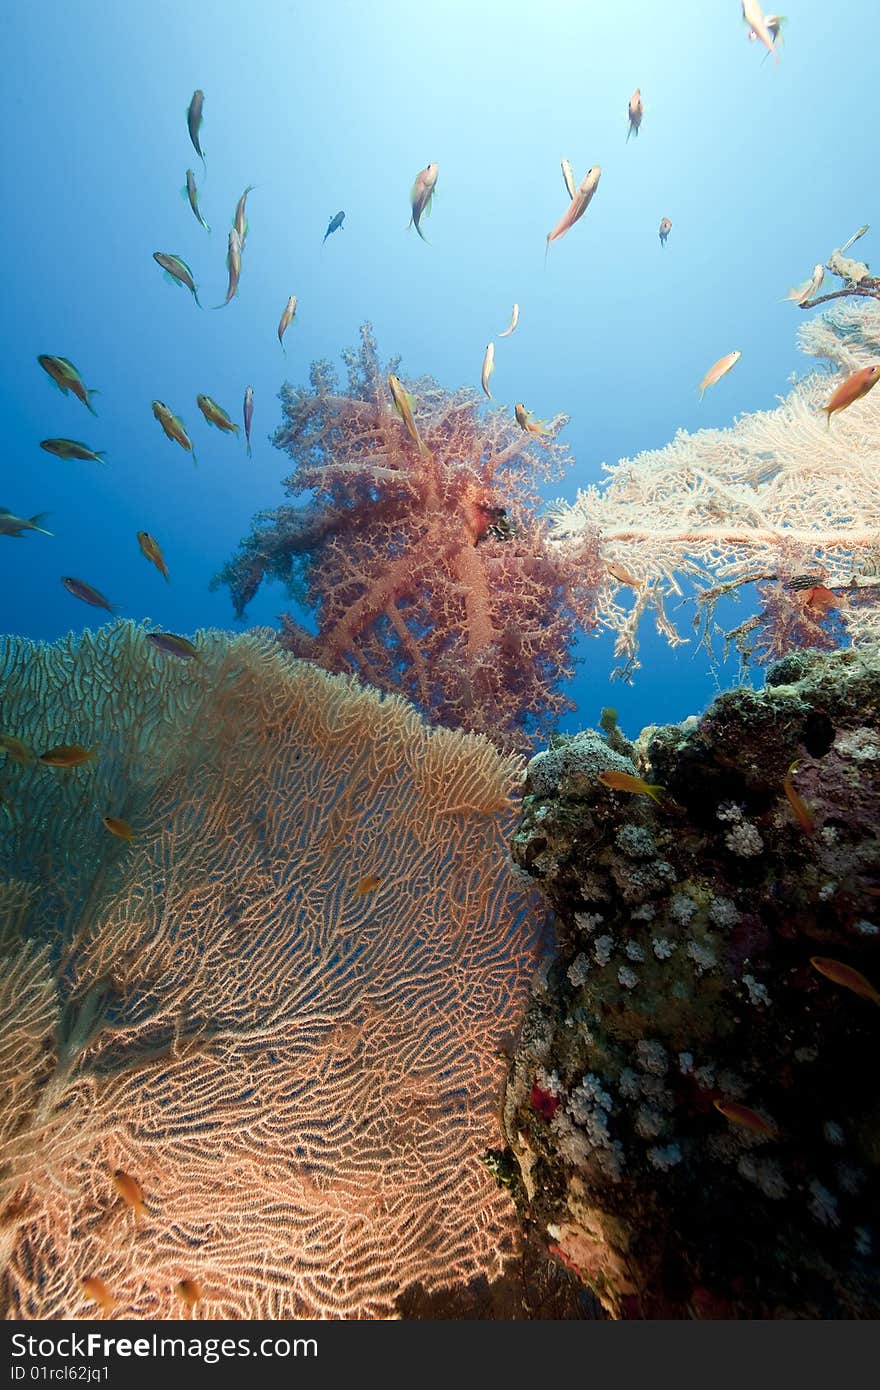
[{"xmin": 501, "ymin": 644, "xmax": 880, "ymax": 1318}]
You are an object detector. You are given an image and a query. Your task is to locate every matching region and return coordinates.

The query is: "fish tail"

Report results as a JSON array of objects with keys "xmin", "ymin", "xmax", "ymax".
[
  {"xmin": 193, "ymin": 289, "xmax": 203, "ymax": 309},
  {"xmin": 29, "ymin": 512, "xmax": 53, "ymax": 535},
  {"xmin": 646, "ymin": 784, "xmax": 664, "ymax": 803},
  {"xmin": 200, "ymin": 152, "xmax": 207, "ymax": 180},
  {"xmin": 246, "ymin": 443, "xmax": 252, "ymax": 458},
  {"xmin": 86, "ymin": 390, "xmax": 100, "ymax": 416}
]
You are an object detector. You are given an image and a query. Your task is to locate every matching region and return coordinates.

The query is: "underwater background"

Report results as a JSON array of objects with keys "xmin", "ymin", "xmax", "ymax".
[{"xmin": 5, "ymin": 0, "xmax": 875, "ymax": 736}]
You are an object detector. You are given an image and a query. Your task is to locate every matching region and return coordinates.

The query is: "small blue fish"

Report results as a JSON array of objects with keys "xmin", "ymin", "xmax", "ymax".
[{"xmin": 323, "ymin": 210, "xmax": 345, "ymax": 244}]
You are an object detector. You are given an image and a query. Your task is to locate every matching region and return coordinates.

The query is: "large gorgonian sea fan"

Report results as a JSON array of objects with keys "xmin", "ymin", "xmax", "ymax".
[
  {"xmin": 547, "ymin": 301, "xmax": 880, "ymax": 676},
  {"xmin": 213, "ymin": 325, "xmax": 602, "ymax": 752},
  {"xmin": 0, "ymin": 622, "xmax": 541, "ymax": 1320}
]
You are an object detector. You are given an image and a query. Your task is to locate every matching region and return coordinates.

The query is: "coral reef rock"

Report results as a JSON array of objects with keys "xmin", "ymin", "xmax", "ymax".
[{"xmin": 504, "ymin": 644, "xmax": 880, "ymax": 1319}]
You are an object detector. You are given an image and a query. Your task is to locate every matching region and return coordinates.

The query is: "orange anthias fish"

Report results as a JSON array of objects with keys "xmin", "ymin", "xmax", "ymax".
[
  {"xmin": 699, "ymin": 351, "xmax": 741, "ymax": 398},
  {"xmin": 626, "ymin": 88, "xmax": 643, "ymax": 141},
  {"xmin": 546, "ymin": 166, "xmax": 601, "ymax": 254},
  {"xmin": 597, "ymin": 769, "xmax": 663, "ymax": 802},
  {"xmin": 354, "ymin": 875, "xmax": 381, "ymax": 896},
  {"xmin": 810, "ymin": 956, "xmax": 880, "ymax": 1005},
  {"xmin": 514, "ymin": 402, "xmax": 552, "ymax": 438},
  {"xmin": 0, "ymin": 734, "xmax": 34, "ymax": 765},
  {"xmin": 103, "ymin": 815, "xmax": 135, "ymax": 844},
  {"xmin": 658, "ymin": 217, "xmax": 672, "ymax": 246},
  {"xmin": 38, "ymin": 744, "xmax": 98, "ymax": 768},
  {"xmin": 137, "ymin": 530, "xmax": 170, "ymax": 582},
  {"xmin": 112, "ymin": 1169, "xmax": 147, "ymax": 1223},
  {"xmin": 606, "ymin": 561, "xmax": 641, "ymax": 588},
  {"xmin": 821, "ymin": 365, "xmax": 880, "ymax": 426},
  {"xmin": 81, "ymin": 1276, "xmax": 116, "ymax": 1316},
  {"xmin": 176, "ymin": 1279, "xmax": 203, "ymax": 1310},
  {"xmin": 713, "ymin": 1098, "xmax": 780, "ymax": 1138},
  {"xmin": 782, "ymin": 760, "xmax": 814, "ymax": 836}
]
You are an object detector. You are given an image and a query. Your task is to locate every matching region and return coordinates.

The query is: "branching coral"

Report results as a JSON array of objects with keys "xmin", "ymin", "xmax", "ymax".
[
  {"xmin": 0, "ymin": 621, "xmax": 542, "ymax": 1319},
  {"xmin": 549, "ymin": 301, "xmax": 880, "ymax": 675},
  {"xmin": 213, "ymin": 325, "xmax": 601, "ymax": 752}
]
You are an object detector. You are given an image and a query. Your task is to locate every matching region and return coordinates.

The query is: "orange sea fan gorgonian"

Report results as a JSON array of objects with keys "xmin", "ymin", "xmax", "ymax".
[{"xmin": 0, "ymin": 621, "xmax": 542, "ymax": 1319}]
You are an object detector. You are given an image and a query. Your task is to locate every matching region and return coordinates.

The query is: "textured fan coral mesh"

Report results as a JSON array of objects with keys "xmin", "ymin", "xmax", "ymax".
[
  {"xmin": 213, "ymin": 324, "xmax": 602, "ymax": 752},
  {"xmin": 0, "ymin": 622, "xmax": 540, "ymax": 1319},
  {"xmin": 548, "ymin": 301, "xmax": 880, "ymax": 672}
]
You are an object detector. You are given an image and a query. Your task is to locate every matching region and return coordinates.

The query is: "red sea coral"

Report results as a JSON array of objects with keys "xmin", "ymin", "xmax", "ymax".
[{"xmin": 214, "ymin": 325, "xmax": 601, "ymax": 751}]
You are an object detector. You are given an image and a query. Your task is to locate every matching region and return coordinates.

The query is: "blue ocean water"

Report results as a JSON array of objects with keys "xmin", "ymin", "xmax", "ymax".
[{"xmin": 2, "ymin": 0, "xmax": 874, "ymax": 739}]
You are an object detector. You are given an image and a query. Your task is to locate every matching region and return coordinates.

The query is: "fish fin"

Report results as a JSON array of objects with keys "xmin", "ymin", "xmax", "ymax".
[
  {"xmin": 414, "ymin": 220, "xmax": 430, "ymax": 243},
  {"xmin": 180, "ymin": 184, "xmax": 190, "ymax": 200},
  {"xmin": 192, "ymin": 289, "xmax": 203, "ymax": 308},
  {"xmin": 645, "ymin": 784, "xmax": 664, "ymax": 803},
  {"xmin": 163, "ymin": 270, "xmax": 183, "ymax": 288},
  {"xmin": 85, "ymin": 391, "xmax": 99, "ymax": 417},
  {"xmin": 29, "ymin": 513, "xmax": 53, "ymax": 535},
  {"xmin": 246, "ymin": 443, "xmax": 252, "ymax": 458}
]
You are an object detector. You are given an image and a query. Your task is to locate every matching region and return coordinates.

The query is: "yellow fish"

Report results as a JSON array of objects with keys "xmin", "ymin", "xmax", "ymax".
[
  {"xmin": 81, "ymin": 1276, "xmax": 116, "ymax": 1316},
  {"xmin": 514, "ymin": 402, "xmax": 551, "ymax": 437},
  {"xmin": 597, "ymin": 769, "xmax": 663, "ymax": 802},
  {"xmin": 354, "ymin": 874, "xmax": 381, "ymax": 896},
  {"xmin": 152, "ymin": 401, "xmax": 197, "ymax": 464},
  {"xmin": 112, "ymin": 1169, "xmax": 147, "ymax": 1224},
  {"xmin": 388, "ymin": 375, "xmax": 430, "ymax": 457},
  {"xmin": 137, "ymin": 531, "xmax": 170, "ymax": 582},
  {"xmin": 103, "ymin": 815, "xmax": 135, "ymax": 844},
  {"xmin": 196, "ymin": 394, "xmax": 239, "ymax": 434},
  {"xmin": 176, "ymin": 1279, "xmax": 203, "ymax": 1310},
  {"xmin": 38, "ymin": 744, "xmax": 98, "ymax": 768}
]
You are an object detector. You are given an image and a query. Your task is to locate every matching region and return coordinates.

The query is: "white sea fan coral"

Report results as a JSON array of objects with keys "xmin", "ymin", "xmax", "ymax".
[{"xmin": 547, "ymin": 301, "xmax": 880, "ymax": 675}]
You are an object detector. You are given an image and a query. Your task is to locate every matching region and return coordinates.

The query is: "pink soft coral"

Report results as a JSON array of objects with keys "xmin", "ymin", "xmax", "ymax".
[{"xmin": 216, "ymin": 325, "xmax": 600, "ymax": 750}]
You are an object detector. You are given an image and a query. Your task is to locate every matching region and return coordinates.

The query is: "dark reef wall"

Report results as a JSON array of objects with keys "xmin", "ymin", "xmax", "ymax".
[{"xmin": 502, "ymin": 645, "xmax": 880, "ymax": 1318}]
